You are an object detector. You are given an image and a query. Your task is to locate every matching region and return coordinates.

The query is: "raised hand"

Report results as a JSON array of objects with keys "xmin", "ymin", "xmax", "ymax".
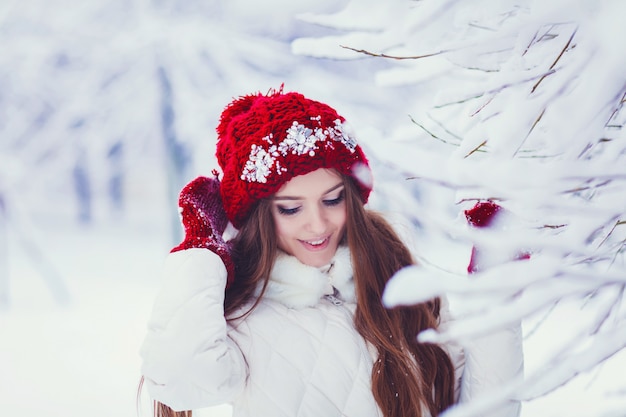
[
  {"xmin": 465, "ymin": 201, "xmax": 530, "ymax": 274},
  {"xmin": 171, "ymin": 175, "xmax": 235, "ymax": 287}
]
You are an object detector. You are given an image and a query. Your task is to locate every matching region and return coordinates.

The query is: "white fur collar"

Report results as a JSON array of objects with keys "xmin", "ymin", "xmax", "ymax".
[{"xmin": 259, "ymin": 245, "xmax": 355, "ymax": 309}]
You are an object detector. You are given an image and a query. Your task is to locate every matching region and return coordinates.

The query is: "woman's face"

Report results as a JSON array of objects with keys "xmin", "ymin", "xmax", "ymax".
[{"xmin": 271, "ymin": 168, "xmax": 347, "ymax": 267}]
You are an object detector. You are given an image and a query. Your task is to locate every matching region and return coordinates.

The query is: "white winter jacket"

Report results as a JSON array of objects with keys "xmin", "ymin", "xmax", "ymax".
[{"xmin": 140, "ymin": 246, "xmax": 523, "ymax": 417}]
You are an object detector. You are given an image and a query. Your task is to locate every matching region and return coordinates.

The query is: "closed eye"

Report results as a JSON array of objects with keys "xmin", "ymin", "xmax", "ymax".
[
  {"xmin": 277, "ymin": 205, "xmax": 301, "ymax": 215},
  {"xmin": 323, "ymin": 191, "xmax": 345, "ymax": 207}
]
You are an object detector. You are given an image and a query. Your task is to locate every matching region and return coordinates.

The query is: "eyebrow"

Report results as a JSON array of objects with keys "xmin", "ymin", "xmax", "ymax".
[{"xmin": 273, "ymin": 182, "xmax": 344, "ymax": 201}]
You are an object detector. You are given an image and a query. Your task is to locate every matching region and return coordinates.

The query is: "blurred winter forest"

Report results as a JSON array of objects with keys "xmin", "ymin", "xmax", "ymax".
[{"xmin": 1, "ymin": 0, "xmax": 625, "ymax": 416}]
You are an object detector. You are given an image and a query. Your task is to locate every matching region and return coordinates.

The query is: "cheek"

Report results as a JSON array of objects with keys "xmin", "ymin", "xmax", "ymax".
[
  {"xmin": 334, "ymin": 206, "xmax": 347, "ymax": 228},
  {"xmin": 328, "ymin": 208, "xmax": 347, "ymax": 237},
  {"xmin": 273, "ymin": 216, "xmax": 294, "ymax": 246}
]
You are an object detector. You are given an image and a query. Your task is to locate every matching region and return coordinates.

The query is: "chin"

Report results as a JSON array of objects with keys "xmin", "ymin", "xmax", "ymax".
[
  {"xmin": 297, "ymin": 249, "xmax": 336, "ymax": 268},
  {"xmin": 303, "ymin": 257, "xmax": 331, "ymax": 268}
]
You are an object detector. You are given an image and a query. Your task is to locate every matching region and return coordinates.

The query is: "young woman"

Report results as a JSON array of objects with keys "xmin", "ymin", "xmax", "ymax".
[{"xmin": 139, "ymin": 88, "xmax": 523, "ymax": 417}]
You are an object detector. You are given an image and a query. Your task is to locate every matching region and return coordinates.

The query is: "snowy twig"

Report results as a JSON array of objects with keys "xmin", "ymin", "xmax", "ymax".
[
  {"xmin": 530, "ymin": 27, "xmax": 577, "ymax": 93},
  {"xmin": 339, "ymin": 44, "xmax": 451, "ymax": 60}
]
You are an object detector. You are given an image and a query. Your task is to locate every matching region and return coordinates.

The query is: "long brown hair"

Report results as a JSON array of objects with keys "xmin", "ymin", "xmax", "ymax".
[
  {"xmin": 144, "ymin": 174, "xmax": 454, "ymax": 417},
  {"xmin": 343, "ymin": 176, "xmax": 455, "ymax": 416}
]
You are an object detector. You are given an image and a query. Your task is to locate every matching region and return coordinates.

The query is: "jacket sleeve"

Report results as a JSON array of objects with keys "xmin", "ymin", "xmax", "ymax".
[
  {"xmin": 140, "ymin": 248, "xmax": 247, "ymax": 411},
  {"xmin": 458, "ymin": 321, "xmax": 523, "ymax": 417},
  {"xmin": 440, "ymin": 298, "xmax": 524, "ymax": 417},
  {"xmin": 438, "ymin": 297, "xmax": 466, "ymax": 403}
]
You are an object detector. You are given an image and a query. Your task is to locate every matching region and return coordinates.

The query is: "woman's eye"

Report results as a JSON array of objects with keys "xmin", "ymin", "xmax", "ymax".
[
  {"xmin": 277, "ymin": 206, "xmax": 300, "ymax": 215},
  {"xmin": 323, "ymin": 192, "xmax": 345, "ymax": 207}
]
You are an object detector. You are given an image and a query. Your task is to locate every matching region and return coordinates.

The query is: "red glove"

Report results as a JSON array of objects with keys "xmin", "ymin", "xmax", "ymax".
[
  {"xmin": 171, "ymin": 175, "xmax": 235, "ymax": 288},
  {"xmin": 465, "ymin": 201, "xmax": 530, "ymax": 274}
]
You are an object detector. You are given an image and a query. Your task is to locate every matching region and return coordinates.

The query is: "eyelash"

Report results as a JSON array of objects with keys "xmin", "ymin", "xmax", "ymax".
[
  {"xmin": 277, "ymin": 192, "xmax": 345, "ymax": 216},
  {"xmin": 323, "ymin": 192, "xmax": 345, "ymax": 207},
  {"xmin": 278, "ymin": 206, "xmax": 300, "ymax": 215}
]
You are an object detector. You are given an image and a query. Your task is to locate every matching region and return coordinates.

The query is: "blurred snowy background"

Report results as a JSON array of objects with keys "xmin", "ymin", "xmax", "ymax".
[{"xmin": 1, "ymin": 0, "xmax": 625, "ymax": 416}]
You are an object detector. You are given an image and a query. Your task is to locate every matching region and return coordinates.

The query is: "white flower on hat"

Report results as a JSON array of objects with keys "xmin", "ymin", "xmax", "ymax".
[
  {"xmin": 241, "ymin": 143, "xmax": 280, "ymax": 183},
  {"xmin": 241, "ymin": 118, "xmax": 357, "ymax": 184},
  {"xmin": 279, "ymin": 122, "xmax": 319, "ymax": 157}
]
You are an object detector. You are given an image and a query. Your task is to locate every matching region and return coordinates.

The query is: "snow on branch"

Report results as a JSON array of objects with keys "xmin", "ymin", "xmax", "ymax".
[{"xmin": 295, "ymin": 0, "xmax": 626, "ymax": 414}]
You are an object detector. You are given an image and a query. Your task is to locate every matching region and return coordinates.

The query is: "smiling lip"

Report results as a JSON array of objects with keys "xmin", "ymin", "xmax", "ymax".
[{"xmin": 299, "ymin": 236, "xmax": 330, "ymax": 251}]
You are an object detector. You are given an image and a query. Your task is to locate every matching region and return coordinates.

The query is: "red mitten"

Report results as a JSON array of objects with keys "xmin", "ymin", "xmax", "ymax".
[
  {"xmin": 465, "ymin": 201, "xmax": 530, "ymax": 274},
  {"xmin": 171, "ymin": 175, "xmax": 235, "ymax": 288}
]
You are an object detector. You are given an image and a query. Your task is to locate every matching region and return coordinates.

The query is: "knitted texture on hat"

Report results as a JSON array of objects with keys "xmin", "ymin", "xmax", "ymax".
[{"xmin": 216, "ymin": 88, "xmax": 371, "ymax": 228}]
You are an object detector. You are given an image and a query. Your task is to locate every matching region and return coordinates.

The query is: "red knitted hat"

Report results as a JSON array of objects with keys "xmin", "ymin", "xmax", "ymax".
[{"xmin": 216, "ymin": 88, "xmax": 372, "ymax": 228}]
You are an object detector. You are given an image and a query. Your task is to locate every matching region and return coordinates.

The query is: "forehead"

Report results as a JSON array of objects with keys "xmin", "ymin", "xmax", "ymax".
[{"xmin": 274, "ymin": 169, "xmax": 342, "ymax": 197}]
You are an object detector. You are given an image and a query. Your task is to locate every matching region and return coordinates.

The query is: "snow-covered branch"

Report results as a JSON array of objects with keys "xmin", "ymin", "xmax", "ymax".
[{"xmin": 294, "ymin": 0, "xmax": 626, "ymax": 414}]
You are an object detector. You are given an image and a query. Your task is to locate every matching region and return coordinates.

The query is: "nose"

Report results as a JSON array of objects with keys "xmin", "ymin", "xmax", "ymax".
[{"xmin": 305, "ymin": 205, "xmax": 327, "ymax": 234}]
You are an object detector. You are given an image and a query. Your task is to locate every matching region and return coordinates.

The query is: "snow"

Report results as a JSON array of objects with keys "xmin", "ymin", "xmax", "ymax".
[
  {"xmin": 1, "ymin": 214, "xmax": 163, "ymax": 416},
  {"xmin": 0, "ymin": 210, "xmax": 235, "ymax": 416}
]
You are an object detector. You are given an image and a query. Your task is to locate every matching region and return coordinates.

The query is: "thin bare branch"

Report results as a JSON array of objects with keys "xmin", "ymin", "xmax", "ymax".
[
  {"xmin": 531, "ymin": 27, "xmax": 578, "ymax": 93},
  {"xmin": 513, "ymin": 108, "xmax": 546, "ymax": 157},
  {"xmin": 597, "ymin": 219, "xmax": 626, "ymax": 249},
  {"xmin": 464, "ymin": 140, "xmax": 488, "ymax": 158},
  {"xmin": 435, "ymin": 69, "xmax": 556, "ymax": 108},
  {"xmin": 408, "ymin": 115, "xmax": 460, "ymax": 146},
  {"xmin": 428, "ymin": 114, "xmax": 464, "ymax": 141},
  {"xmin": 470, "ymin": 94, "xmax": 496, "ymax": 117},
  {"xmin": 606, "ymin": 88, "xmax": 626, "ymax": 128},
  {"xmin": 339, "ymin": 45, "xmax": 448, "ymax": 60}
]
